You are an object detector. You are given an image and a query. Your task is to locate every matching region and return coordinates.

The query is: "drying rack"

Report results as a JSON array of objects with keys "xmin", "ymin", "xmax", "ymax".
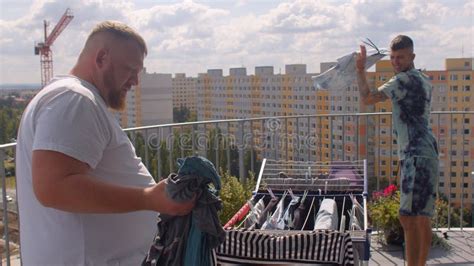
[{"xmin": 217, "ymin": 158, "xmax": 372, "ymax": 266}]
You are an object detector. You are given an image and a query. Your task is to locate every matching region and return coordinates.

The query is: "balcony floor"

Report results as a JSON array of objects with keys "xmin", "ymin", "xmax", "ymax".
[
  {"xmin": 370, "ymin": 230, "xmax": 474, "ymax": 265},
  {"xmin": 4, "ymin": 231, "xmax": 474, "ymax": 265}
]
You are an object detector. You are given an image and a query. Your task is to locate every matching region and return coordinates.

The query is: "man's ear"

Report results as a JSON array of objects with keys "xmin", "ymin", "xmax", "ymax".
[
  {"xmin": 96, "ymin": 48, "xmax": 108, "ymax": 69},
  {"xmin": 411, "ymin": 53, "xmax": 416, "ymax": 61}
]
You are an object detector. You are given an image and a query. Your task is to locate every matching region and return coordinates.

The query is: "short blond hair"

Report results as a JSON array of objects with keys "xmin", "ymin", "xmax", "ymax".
[{"xmin": 86, "ymin": 20, "xmax": 147, "ymax": 56}]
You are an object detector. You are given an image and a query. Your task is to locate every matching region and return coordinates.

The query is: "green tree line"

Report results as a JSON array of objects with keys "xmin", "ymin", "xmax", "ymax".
[{"xmin": 0, "ymin": 96, "xmax": 26, "ymax": 144}]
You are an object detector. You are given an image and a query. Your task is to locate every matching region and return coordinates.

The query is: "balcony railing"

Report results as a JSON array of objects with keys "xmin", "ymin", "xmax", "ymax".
[{"xmin": 1, "ymin": 111, "xmax": 473, "ymax": 264}]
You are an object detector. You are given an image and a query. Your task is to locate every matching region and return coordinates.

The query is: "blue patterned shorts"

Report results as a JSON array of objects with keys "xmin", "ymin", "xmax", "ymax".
[{"xmin": 399, "ymin": 156, "xmax": 439, "ymax": 217}]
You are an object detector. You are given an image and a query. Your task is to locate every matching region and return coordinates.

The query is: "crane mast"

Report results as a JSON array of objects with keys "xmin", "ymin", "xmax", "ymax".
[{"xmin": 34, "ymin": 8, "xmax": 74, "ymax": 87}]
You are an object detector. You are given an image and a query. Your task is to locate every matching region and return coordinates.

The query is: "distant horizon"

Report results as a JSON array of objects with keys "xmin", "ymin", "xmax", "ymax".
[{"xmin": 0, "ymin": 83, "xmax": 42, "ymax": 90}]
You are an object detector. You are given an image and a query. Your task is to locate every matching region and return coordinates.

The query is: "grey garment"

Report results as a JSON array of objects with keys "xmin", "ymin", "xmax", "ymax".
[
  {"xmin": 292, "ymin": 197, "xmax": 309, "ymax": 230},
  {"xmin": 166, "ymin": 173, "xmax": 225, "ymax": 249},
  {"xmin": 312, "ymin": 47, "xmax": 387, "ymax": 90},
  {"xmin": 244, "ymin": 197, "xmax": 265, "ymax": 229},
  {"xmin": 142, "ymin": 215, "xmax": 192, "ymax": 266},
  {"xmin": 261, "ymin": 194, "xmax": 287, "ymax": 230},
  {"xmin": 279, "ymin": 195, "xmax": 300, "ymax": 230},
  {"xmin": 143, "ymin": 173, "xmax": 225, "ymax": 266},
  {"xmin": 256, "ymin": 197, "xmax": 279, "ymax": 228},
  {"xmin": 314, "ymin": 199, "xmax": 339, "ymax": 230}
]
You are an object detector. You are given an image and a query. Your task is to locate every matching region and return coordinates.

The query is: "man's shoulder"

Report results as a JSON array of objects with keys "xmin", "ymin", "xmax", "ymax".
[{"xmin": 41, "ymin": 76, "xmax": 101, "ymax": 105}]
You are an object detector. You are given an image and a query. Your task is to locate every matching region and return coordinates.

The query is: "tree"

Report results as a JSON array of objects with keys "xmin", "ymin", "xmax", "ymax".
[{"xmin": 173, "ymin": 106, "xmax": 196, "ymax": 123}]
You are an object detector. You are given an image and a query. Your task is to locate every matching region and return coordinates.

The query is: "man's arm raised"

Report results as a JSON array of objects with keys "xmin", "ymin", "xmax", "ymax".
[{"xmin": 356, "ymin": 45, "xmax": 388, "ymax": 105}]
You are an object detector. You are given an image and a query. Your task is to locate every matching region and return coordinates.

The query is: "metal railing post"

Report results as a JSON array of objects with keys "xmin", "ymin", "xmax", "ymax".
[{"xmin": 0, "ymin": 149, "xmax": 11, "ymax": 266}]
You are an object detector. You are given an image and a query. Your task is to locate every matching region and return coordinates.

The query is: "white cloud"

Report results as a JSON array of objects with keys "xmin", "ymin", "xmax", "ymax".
[{"xmin": 0, "ymin": 0, "xmax": 472, "ymax": 83}]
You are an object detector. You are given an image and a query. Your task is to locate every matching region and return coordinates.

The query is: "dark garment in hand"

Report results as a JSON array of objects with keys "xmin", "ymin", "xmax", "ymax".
[{"xmin": 143, "ymin": 156, "xmax": 225, "ymax": 266}]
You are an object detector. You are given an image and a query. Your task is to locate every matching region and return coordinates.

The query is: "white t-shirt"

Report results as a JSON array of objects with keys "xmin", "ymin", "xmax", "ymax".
[{"xmin": 15, "ymin": 75, "xmax": 156, "ymax": 266}]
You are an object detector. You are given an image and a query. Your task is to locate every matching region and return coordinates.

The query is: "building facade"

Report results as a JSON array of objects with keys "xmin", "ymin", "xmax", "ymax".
[
  {"xmin": 172, "ymin": 73, "xmax": 197, "ymax": 113},
  {"xmin": 115, "ymin": 68, "xmax": 173, "ymax": 128}
]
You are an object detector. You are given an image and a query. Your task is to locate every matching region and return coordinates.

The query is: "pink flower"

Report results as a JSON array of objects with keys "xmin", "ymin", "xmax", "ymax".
[{"xmin": 383, "ymin": 184, "xmax": 397, "ymax": 197}]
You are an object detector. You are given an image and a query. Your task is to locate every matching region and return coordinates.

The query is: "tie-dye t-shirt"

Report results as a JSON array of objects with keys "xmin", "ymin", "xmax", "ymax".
[{"xmin": 378, "ymin": 68, "xmax": 438, "ymax": 160}]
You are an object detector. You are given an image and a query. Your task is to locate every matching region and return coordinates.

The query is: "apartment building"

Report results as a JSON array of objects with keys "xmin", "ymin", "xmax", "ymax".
[
  {"xmin": 115, "ymin": 68, "xmax": 173, "ymax": 128},
  {"xmin": 172, "ymin": 73, "xmax": 197, "ymax": 113},
  {"xmin": 433, "ymin": 58, "xmax": 473, "ymax": 208},
  {"xmin": 196, "ymin": 64, "xmax": 375, "ymax": 164}
]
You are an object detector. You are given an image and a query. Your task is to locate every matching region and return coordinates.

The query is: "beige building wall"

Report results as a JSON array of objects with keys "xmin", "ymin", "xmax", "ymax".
[
  {"xmin": 115, "ymin": 68, "xmax": 173, "ymax": 128},
  {"xmin": 172, "ymin": 73, "xmax": 197, "ymax": 113}
]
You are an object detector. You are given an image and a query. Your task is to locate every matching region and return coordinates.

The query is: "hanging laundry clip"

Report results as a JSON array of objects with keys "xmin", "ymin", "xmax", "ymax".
[{"xmin": 267, "ymin": 188, "xmax": 276, "ymax": 199}]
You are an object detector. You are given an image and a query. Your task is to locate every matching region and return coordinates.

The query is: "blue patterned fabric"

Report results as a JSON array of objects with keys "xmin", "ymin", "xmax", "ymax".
[
  {"xmin": 399, "ymin": 156, "xmax": 439, "ymax": 217},
  {"xmin": 378, "ymin": 68, "xmax": 438, "ymax": 160}
]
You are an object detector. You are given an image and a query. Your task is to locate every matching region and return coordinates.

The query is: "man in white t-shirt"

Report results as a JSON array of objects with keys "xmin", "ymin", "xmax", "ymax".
[{"xmin": 15, "ymin": 21, "xmax": 194, "ymax": 265}]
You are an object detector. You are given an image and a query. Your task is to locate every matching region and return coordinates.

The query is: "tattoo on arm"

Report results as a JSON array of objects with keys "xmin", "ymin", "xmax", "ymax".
[{"xmin": 356, "ymin": 71, "xmax": 387, "ymax": 105}]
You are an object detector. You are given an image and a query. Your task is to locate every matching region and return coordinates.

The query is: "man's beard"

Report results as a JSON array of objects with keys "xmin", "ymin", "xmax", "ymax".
[{"xmin": 103, "ymin": 66, "xmax": 127, "ymax": 111}]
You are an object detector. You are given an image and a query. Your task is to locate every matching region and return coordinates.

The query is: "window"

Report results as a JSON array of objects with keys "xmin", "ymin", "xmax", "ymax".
[
  {"xmin": 450, "ymin": 193, "xmax": 456, "ymax": 199},
  {"xmin": 451, "ymin": 172, "xmax": 457, "ymax": 177},
  {"xmin": 439, "ymin": 182, "xmax": 444, "ymax": 187},
  {"xmin": 451, "ymin": 182, "xmax": 456, "ymax": 188},
  {"xmin": 450, "ymin": 74, "xmax": 458, "ymax": 81},
  {"xmin": 464, "ymin": 183, "xmax": 469, "ymax": 188},
  {"xmin": 463, "ymin": 74, "xmax": 471, "ymax": 80}
]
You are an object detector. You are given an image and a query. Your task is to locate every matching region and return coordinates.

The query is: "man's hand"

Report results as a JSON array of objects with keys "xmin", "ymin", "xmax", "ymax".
[
  {"xmin": 356, "ymin": 45, "xmax": 367, "ymax": 73},
  {"xmin": 144, "ymin": 179, "xmax": 195, "ymax": 216},
  {"xmin": 355, "ymin": 44, "xmax": 388, "ymax": 105}
]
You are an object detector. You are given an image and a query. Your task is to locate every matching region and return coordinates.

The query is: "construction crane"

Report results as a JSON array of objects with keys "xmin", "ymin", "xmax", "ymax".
[{"xmin": 34, "ymin": 8, "xmax": 74, "ymax": 87}]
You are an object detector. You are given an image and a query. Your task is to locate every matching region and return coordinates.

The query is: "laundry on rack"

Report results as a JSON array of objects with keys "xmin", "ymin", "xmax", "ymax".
[
  {"xmin": 243, "ymin": 197, "xmax": 266, "ymax": 229},
  {"xmin": 314, "ymin": 198, "xmax": 339, "ymax": 230},
  {"xmin": 348, "ymin": 194, "xmax": 364, "ymax": 230},
  {"xmin": 261, "ymin": 191, "xmax": 287, "ymax": 230},
  {"xmin": 256, "ymin": 195, "xmax": 279, "ymax": 228},
  {"xmin": 216, "ymin": 158, "xmax": 369, "ymax": 265},
  {"xmin": 279, "ymin": 192, "xmax": 300, "ymax": 229},
  {"xmin": 291, "ymin": 190, "xmax": 308, "ymax": 230}
]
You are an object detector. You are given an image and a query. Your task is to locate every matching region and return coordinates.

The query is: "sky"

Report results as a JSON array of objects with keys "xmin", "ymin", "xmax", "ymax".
[{"xmin": 0, "ymin": 0, "xmax": 472, "ymax": 84}]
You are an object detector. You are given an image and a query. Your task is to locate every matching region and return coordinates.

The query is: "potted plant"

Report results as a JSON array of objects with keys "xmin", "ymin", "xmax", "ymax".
[{"xmin": 369, "ymin": 184, "xmax": 404, "ymax": 245}]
